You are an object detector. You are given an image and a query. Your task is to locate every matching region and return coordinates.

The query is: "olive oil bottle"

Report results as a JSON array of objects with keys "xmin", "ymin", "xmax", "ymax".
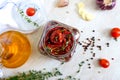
[{"xmin": 0, "ymin": 31, "xmax": 31, "ymax": 68}]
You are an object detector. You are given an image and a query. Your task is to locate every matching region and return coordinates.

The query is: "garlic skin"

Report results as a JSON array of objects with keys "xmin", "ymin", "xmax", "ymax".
[{"xmin": 58, "ymin": 0, "xmax": 69, "ymax": 7}]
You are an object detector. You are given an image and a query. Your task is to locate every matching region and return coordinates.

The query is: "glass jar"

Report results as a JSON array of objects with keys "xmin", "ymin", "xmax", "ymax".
[{"xmin": 38, "ymin": 21, "xmax": 80, "ymax": 62}]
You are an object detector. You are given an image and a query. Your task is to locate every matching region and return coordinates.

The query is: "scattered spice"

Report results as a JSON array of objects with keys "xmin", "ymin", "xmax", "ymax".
[
  {"xmin": 76, "ymin": 61, "xmax": 85, "ymax": 73},
  {"xmin": 4, "ymin": 68, "xmax": 62, "ymax": 80},
  {"xmin": 88, "ymin": 63, "xmax": 91, "ymax": 65},
  {"xmin": 96, "ymin": 45, "xmax": 102, "ymax": 50},
  {"xmin": 77, "ymin": 29, "xmax": 111, "ymax": 71},
  {"xmin": 90, "ymin": 57, "xmax": 94, "ymax": 60},
  {"xmin": 91, "ymin": 37, "xmax": 95, "ymax": 41},
  {"xmin": 90, "ymin": 51, "xmax": 93, "ymax": 53},
  {"xmin": 81, "ymin": 31, "xmax": 83, "ymax": 33},
  {"xmin": 86, "ymin": 59, "xmax": 89, "ymax": 61},
  {"xmin": 78, "ymin": 36, "xmax": 96, "ymax": 52},
  {"xmin": 88, "ymin": 66, "xmax": 91, "ymax": 69},
  {"xmin": 111, "ymin": 58, "xmax": 114, "ymax": 60},
  {"xmin": 78, "ymin": 42, "xmax": 82, "ymax": 45},
  {"xmin": 90, "ymin": 48, "xmax": 93, "ymax": 50},
  {"xmin": 61, "ymin": 62, "xmax": 64, "ymax": 65},
  {"xmin": 86, "ymin": 38, "xmax": 89, "ymax": 40},
  {"xmin": 93, "ymin": 53, "xmax": 96, "ymax": 57},
  {"xmin": 87, "ymin": 63, "xmax": 92, "ymax": 69},
  {"xmin": 97, "ymin": 39, "xmax": 101, "ymax": 41},
  {"xmin": 92, "ymin": 30, "xmax": 95, "ymax": 32},
  {"xmin": 106, "ymin": 43, "xmax": 110, "ymax": 47}
]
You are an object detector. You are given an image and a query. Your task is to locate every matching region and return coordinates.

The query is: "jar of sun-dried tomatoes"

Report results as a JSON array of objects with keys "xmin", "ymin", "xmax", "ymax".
[{"xmin": 38, "ymin": 20, "xmax": 80, "ymax": 62}]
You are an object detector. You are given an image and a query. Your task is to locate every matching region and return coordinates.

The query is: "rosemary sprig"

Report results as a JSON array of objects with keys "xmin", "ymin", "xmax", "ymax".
[{"xmin": 17, "ymin": 9, "xmax": 39, "ymax": 27}]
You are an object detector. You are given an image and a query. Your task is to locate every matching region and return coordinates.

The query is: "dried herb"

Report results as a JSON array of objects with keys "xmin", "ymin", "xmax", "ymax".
[
  {"xmin": 2, "ymin": 68, "xmax": 62, "ymax": 80},
  {"xmin": 1, "ymin": 68, "xmax": 81, "ymax": 80},
  {"xmin": 61, "ymin": 62, "xmax": 64, "ymax": 65},
  {"xmin": 58, "ymin": 76, "xmax": 80, "ymax": 80},
  {"xmin": 76, "ymin": 61, "xmax": 85, "ymax": 73},
  {"xmin": 18, "ymin": 9, "xmax": 39, "ymax": 27},
  {"xmin": 96, "ymin": 45, "xmax": 102, "ymax": 50},
  {"xmin": 45, "ymin": 47, "xmax": 52, "ymax": 53}
]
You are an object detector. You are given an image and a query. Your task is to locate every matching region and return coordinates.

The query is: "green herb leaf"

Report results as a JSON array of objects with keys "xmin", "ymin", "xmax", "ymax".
[{"xmin": 17, "ymin": 9, "xmax": 39, "ymax": 27}]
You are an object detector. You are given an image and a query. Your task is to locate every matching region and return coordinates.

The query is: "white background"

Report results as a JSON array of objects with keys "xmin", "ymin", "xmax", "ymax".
[{"xmin": 0, "ymin": 0, "xmax": 120, "ymax": 80}]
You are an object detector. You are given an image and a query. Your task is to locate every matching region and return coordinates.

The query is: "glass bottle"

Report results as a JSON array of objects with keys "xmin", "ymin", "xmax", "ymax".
[
  {"xmin": 0, "ymin": 30, "xmax": 31, "ymax": 68},
  {"xmin": 38, "ymin": 20, "xmax": 80, "ymax": 62}
]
